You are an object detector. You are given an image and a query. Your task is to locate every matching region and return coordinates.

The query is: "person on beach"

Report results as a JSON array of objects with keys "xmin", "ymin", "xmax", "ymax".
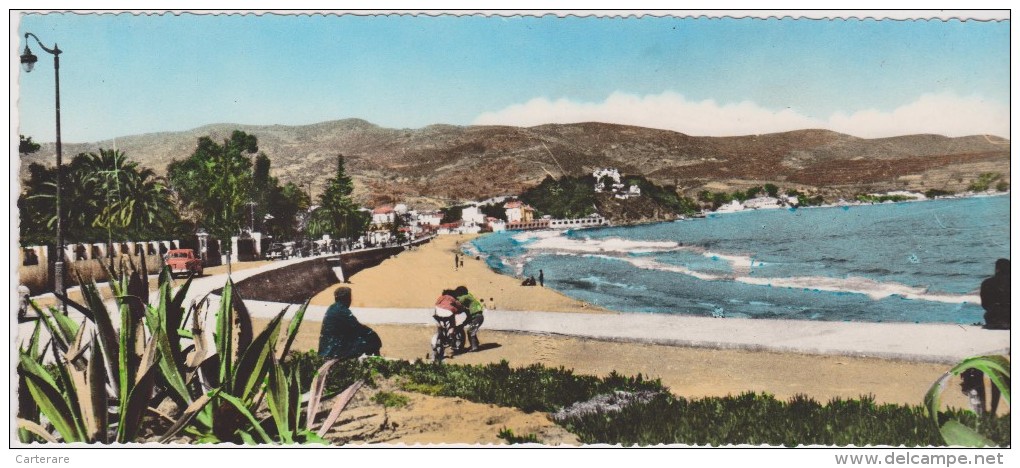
[
  {"xmin": 434, "ymin": 289, "xmax": 467, "ymax": 352},
  {"xmin": 539, "ymin": 269, "xmax": 545, "ymax": 287},
  {"xmin": 454, "ymin": 286, "xmax": 485, "ymax": 352},
  {"xmin": 455, "ymin": 253, "xmax": 459, "ymax": 271},
  {"xmin": 318, "ymin": 287, "xmax": 382, "ymax": 360},
  {"xmin": 959, "ymin": 259, "xmax": 1011, "ymax": 416},
  {"xmin": 980, "ymin": 258, "xmax": 1010, "ymax": 330}
]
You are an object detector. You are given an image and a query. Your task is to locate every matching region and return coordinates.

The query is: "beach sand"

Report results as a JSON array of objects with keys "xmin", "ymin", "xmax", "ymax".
[
  {"xmin": 281, "ymin": 234, "xmax": 979, "ymax": 410},
  {"xmin": 309, "ymin": 234, "xmax": 605, "ymax": 313}
]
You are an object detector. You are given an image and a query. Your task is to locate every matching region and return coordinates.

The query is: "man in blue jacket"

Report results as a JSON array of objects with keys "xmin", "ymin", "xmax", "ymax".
[{"xmin": 318, "ymin": 287, "xmax": 382, "ymax": 359}]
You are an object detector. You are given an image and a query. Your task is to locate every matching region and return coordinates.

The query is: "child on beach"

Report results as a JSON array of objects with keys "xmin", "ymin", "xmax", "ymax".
[{"xmin": 455, "ymin": 286, "xmax": 485, "ymax": 352}]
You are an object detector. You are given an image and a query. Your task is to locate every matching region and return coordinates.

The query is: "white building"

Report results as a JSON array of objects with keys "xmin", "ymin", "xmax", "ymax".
[
  {"xmin": 417, "ymin": 211, "xmax": 443, "ymax": 227},
  {"xmin": 742, "ymin": 196, "xmax": 783, "ymax": 210},
  {"xmin": 487, "ymin": 217, "xmax": 507, "ymax": 232},
  {"xmin": 503, "ymin": 201, "xmax": 535, "ymax": 223},
  {"xmin": 461, "ymin": 206, "xmax": 487, "ymax": 225},
  {"xmin": 371, "ymin": 205, "xmax": 396, "ymax": 225}
]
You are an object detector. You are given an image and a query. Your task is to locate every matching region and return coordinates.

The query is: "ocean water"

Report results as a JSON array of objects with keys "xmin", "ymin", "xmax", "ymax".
[{"xmin": 470, "ymin": 195, "xmax": 1010, "ymax": 324}]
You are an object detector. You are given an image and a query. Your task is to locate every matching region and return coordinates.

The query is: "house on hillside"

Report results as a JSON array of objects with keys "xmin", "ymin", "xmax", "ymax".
[
  {"xmin": 487, "ymin": 217, "xmax": 507, "ymax": 232},
  {"xmin": 417, "ymin": 211, "xmax": 443, "ymax": 227},
  {"xmin": 743, "ymin": 196, "xmax": 783, "ymax": 210},
  {"xmin": 371, "ymin": 205, "xmax": 396, "ymax": 226},
  {"xmin": 461, "ymin": 206, "xmax": 486, "ymax": 226},
  {"xmin": 504, "ymin": 201, "xmax": 536, "ymax": 223}
]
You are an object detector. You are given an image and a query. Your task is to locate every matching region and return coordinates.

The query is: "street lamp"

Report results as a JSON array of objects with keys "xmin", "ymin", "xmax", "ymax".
[{"xmin": 21, "ymin": 32, "xmax": 66, "ymax": 309}]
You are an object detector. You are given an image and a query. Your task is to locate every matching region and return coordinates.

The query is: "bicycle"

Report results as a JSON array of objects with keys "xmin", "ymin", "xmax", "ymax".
[{"xmin": 430, "ymin": 314, "xmax": 464, "ymax": 364}]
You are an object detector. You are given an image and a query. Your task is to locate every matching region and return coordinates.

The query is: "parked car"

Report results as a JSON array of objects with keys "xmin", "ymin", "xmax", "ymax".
[
  {"xmin": 165, "ymin": 249, "xmax": 204, "ymax": 278},
  {"xmin": 266, "ymin": 242, "xmax": 297, "ymax": 260}
]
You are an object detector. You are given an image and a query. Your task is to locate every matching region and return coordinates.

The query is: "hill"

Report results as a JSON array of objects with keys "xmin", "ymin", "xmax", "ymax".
[{"xmin": 19, "ymin": 119, "xmax": 1010, "ymax": 208}]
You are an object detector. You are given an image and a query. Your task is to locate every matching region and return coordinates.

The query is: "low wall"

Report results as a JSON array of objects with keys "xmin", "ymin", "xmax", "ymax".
[{"xmin": 232, "ymin": 238, "xmax": 432, "ymax": 304}]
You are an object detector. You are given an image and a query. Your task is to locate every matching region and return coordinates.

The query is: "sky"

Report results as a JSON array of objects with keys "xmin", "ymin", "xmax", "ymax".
[{"xmin": 12, "ymin": 11, "xmax": 1011, "ymax": 143}]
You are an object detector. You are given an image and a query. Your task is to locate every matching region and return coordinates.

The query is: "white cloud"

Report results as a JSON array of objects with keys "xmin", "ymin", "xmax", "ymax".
[{"xmin": 473, "ymin": 91, "xmax": 1008, "ymax": 139}]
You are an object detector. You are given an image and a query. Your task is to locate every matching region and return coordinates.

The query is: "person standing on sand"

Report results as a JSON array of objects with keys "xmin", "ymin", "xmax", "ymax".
[
  {"xmin": 960, "ymin": 258, "xmax": 1010, "ymax": 416},
  {"xmin": 455, "ymin": 253, "xmax": 459, "ymax": 271},
  {"xmin": 318, "ymin": 287, "xmax": 382, "ymax": 360},
  {"xmin": 980, "ymin": 258, "xmax": 1010, "ymax": 330},
  {"xmin": 455, "ymin": 285, "xmax": 485, "ymax": 352},
  {"xmin": 539, "ymin": 269, "xmax": 545, "ymax": 287}
]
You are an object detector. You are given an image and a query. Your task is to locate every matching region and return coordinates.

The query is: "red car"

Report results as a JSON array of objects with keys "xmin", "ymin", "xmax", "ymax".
[{"xmin": 165, "ymin": 249, "xmax": 204, "ymax": 278}]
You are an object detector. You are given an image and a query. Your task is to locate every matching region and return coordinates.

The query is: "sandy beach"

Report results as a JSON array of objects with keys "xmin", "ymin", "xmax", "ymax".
[
  {"xmin": 286, "ymin": 234, "xmax": 982, "ymax": 409},
  {"xmin": 310, "ymin": 234, "xmax": 605, "ymax": 313}
]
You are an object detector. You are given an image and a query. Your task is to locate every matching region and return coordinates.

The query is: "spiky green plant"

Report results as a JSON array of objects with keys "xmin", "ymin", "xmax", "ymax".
[
  {"xmin": 925, "ymin": 355, "xmax": 1011, "ymax": 447},
  {"xmin": 17, "ymin": 266, "xmax": 360, "ymax": 445}
]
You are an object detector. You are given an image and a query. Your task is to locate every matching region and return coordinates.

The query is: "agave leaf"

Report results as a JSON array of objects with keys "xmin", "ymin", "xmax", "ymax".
[
  {"xmin": 232, "ymin": 310, "xmax": 285, "ymax": 403},
  {"xmin": 230, "ymin": 280, "xmax": 254, "ymax": 364},
  {"xmin": 926, "ymin": 355, "xmax": 1011, "ymax": 446},
  {"xmin": 17, "ymin": 366, "xmax": 40, "ymax": 443},
  {"xmin": 152, "ymin": 325, "xmax": 193, "ymax": 406},
  {"xmin": 940, "ymin": 420, "xmax": 995, "ymax": 447},
  {"xmin": 238, "ymin": 430, "xmax": 258, "ymax": 445},
  {"xmin": 76, "ymin": 278, "xmax": 120, "ymax": 397},
  {"xmin": 168, "ymin": 275, "xmax": 194, "ymax": 334},
  {"xmin": 265, "ymin": 355, "xmax": 293, "ymax": 443},
  {"xmin": 316, "ymin": 380, "xmax": 364, "ymax": 438},
  {"xmin": 16, "ymin": 418, "xmax": 60, "ymax": 444},
  {"xmin": 289, "ymin": 365, "xmax": 301, "ymax": 432},
  {"xmin": 25, "ymin": 319, "xmax": 43, "ymax": 361},
  {"xmin": 277, "ymin": 300, "xmax": 309, "ymax": 362},
  {"xmin": 217, "ymin": 393, "xmax": 273, "ymax": 444},
  {"xmin": 51, "ymin": 289, "xmax": 95, "ymax": 322},
  {"xmin": 305, "ymin": 359, "xmax": 339, "ymax": 431},
  {"xmin": 296, "ymin": 430, "xmax": 328, "ymax": 445},
  {"xmin": 216, "ymin": 281, "xmax": 235, "ymax": 390},
  {"xmin": 158, "ymin": 389, "xmax": 219, "ymax": 443},
  {"xmin": 33, "ymin": 302, "xmax": 71, "ymax": 354},
  {"xmin": 52, "ymin": 310, "xmax": 81, "ymax": 345},
  {"xmin": 65, "ymin": 341, "xmax": 99, "ymax": 443},
  {"xmin": 19, "ymin": 357, "xmax": 82, "ymax": 442},
  {"xmin": 64, "ymin": 319, "xmax": 90, "ymax": 364},
  {"xmin": 116, "ymin": 336, "xmax": 162, "ymax": 443},
  {"xmin": 87, "ymin": 336, "xmax": 110, "ymax": 443},
  {"xmin": 48, "ymin": 337, "xmax": 88, "ymax": 439}
]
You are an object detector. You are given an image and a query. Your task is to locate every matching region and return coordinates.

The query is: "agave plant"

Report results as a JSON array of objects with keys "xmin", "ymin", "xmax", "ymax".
[
  {"xmin": 17, "ymin": 265, "xmax": 363, "ymax": 445},
  {"xmin": 925, "ymin": 355, "xmax": 1011, "ymax": 447}
]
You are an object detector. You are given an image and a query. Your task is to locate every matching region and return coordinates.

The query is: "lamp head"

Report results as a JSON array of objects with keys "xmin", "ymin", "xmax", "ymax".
[{"xmin": 20, "ymin": 45, "xmax": 37, "ymax": 73}]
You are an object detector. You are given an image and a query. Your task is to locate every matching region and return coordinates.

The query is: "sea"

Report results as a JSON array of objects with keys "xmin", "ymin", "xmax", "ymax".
[{"xmin": 468, "ymin": 195, "xmax": 1010, "ymax": 324}]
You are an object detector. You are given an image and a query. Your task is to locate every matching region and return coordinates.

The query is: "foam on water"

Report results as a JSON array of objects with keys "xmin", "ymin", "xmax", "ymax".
[{"xmin": 472, "ymin": 196, "xmax": 1007, "ymax": 323}]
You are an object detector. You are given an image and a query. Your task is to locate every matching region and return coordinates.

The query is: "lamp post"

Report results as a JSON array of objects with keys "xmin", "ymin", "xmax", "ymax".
[{"xmin": 21, "ymin": 32, "xmax": 65, "ymax": 309}]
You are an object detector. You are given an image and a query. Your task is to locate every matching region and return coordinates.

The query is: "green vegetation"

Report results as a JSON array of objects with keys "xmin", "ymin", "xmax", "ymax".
[
  {"xmin": 439, "ymin": 205, "xmax": 466, "ymax": 224},
  {"xmin": 967, "ymin": 172, "xmax": 1003, "ymax": 192},
  {"xmin": 167, "ymin": 131, "xmax": 260, "ymax": 259},
  {"xmin": 924, "ymin": 189, "xmax": 954, "ymax": 199},
  {"xmin": 924, "ymin": 355, "xmax": 1011, "ymax": 447},
  {"xmin": 19, "ymin": 149, "xmax": 183, "ymax": 246},
  {"xmin": 520, "ymin": 175, "xmax": 598, "ymax": 219},
  {"xmin": 19, "ymin": 134, "xmax": 41, "ymax": 155},
  {"xmin": 855, "ymin": 194, "xmax": 912, "ymax": 204},
  {"xmin": 290, "ymin": 353, "xmax": 1010, "ymax": 447},
  {"xmin": 621, "ymin": 175, "xmax": 699, "ymax": 216},
  {"xmin": 17, "ymin": 268, "xmax": 362, "ymax": 444},
  {"xmin": 497, "ymin": 428, "xmax": 540, "ymax": 444},
  {"xmin": 372, "ymin": 391, "xmax": 411, "ymax": 408},
  {"xmin": 307, "ymin": 154, "xmax": 370, "ymax": 240},
  {"xmin": 520, "ymin": 174, "xmax": 698, "ymax": 219}
]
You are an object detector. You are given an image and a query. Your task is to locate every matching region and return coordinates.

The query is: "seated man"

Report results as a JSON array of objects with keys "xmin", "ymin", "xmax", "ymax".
[{"xmin": 318, "ymin": 287, "xmax": 382, "ymax": 360}]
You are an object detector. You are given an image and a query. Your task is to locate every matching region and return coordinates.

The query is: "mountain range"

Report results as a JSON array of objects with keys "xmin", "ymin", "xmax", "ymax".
[{"xmin": 19, "ymin": 119, "xmax": 1010, "ymax": 208}]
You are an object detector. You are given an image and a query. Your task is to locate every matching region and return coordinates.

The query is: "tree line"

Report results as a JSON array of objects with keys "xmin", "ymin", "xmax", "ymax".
[{"xmin": 18, "ymin": 131, "xmax": 365, "ymax": 252}]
